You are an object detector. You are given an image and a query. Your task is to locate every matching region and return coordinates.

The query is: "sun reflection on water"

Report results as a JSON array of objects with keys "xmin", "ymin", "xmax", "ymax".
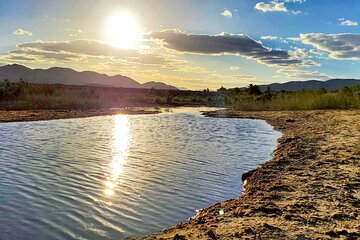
[{"xmin": 104, "ymin": 115, "xmax": 130, "ymax": 197}]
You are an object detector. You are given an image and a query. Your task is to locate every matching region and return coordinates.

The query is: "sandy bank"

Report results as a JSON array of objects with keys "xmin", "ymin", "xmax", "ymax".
[
  {"xmin": 139, "ymin": 110, "xmax": 360, "ymax": 239},
  {"xmin": 0, "ymin": 108, "xmax": 159, "ymax": 123}
]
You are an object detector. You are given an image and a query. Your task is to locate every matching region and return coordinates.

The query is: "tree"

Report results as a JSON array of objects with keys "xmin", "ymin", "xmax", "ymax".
[
  {"xmin": 341, "ymin": 86, "xmax": 353, "ymax": 96},
  {"xmin": 265, "ymin": 86, "xmax": 271, "ymax": 94},
  {"xmin": 319, "ymin": 88, "xmax": 327, "ymax": 94},
  {"xmin": 247, "ymin": 84, "xmax": 262, "ymax": 95},
  {"xmin": 217, "ymin": 86, "xmax": 227, "ymax": 92}
]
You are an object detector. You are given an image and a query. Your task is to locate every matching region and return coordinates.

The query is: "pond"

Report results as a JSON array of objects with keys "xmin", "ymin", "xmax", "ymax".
[{"xmin": 0, "ymin": 107, "xmax": 281, "ymax": 240}]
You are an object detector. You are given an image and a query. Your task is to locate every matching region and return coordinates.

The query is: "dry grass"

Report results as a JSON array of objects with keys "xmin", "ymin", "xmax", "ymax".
[
  {"xmin": 1, "ymin": 81, "xmax": 359, "ymax": 111},
  {"xmin": 228, "ymin": 87, "xmax": 360, "ymax": 111}
]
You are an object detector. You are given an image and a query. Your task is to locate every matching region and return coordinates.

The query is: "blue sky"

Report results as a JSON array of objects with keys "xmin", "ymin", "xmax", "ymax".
[{"xmin": 0, "ymin": 0, "xmax": 359, "ymax": 89}]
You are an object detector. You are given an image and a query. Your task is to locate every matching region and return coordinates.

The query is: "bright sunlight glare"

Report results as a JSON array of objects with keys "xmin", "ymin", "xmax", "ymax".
[{"xmin": 106, "ymin": 12, "xmax": 142, "ymax": 49}]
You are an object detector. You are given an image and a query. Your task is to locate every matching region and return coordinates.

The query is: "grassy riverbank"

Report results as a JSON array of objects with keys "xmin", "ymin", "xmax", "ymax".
[
  {"xmin": 0, "ymin": 81, "xmax": 214, "ymax": 110},
  {"xmin": 223, "ymin": 85, "xmax": 360, "ymax": 110},
  {"xmin": 1, "ymin": 81, "xmax": 359, "ymax": 111},
  {"xmin": 140, "ymin": 110, "xmax": 360, "ymax": 239}
]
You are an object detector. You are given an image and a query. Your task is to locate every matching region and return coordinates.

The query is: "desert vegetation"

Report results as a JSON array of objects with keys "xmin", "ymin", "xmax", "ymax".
[
  {"xmin": 0, "ymin": 80, "xmax": 359, "ymax": 110},
  {"xmin": 0, "ymin": 81, "xmax": 213, "ymax": 110},
  {"xmin": 224, "ymin": 84, "xmax": 360, "ymax": 110}
]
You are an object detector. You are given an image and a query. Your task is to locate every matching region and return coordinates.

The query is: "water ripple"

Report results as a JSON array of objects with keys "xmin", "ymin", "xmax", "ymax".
[{"xmin": 0, "ymin": 107, "xmax": 281, "ymax": 240}]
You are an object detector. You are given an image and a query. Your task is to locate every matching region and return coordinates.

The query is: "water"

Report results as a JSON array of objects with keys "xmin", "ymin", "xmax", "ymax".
[{"xmin": 0, "ymin": 107, "xmax": 281, "ymax": 240}]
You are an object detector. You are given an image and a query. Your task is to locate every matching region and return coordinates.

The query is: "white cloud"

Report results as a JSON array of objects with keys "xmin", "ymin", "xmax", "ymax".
[
  {"xmin": 255, "ymin": 1, "xmax": 288, "ymax": 12},
  {"xmin": 309, "ymin": 49, "xmax": 326, "ymax": 56},
  {"xmin": 261, "ymin": 36, "xmax": 290, "ymax": 43},
  {"xmin": 300, "ymin": 33, "xmax": 360, "ymax": 59},
  {"xmin": 13, "ymin": 29, "xmax": 33, "ymax": 36},
  {"xmin": 291, "ymin": 10, "xmax": 302, "ymax": 15},
  {"xmin": 288, "ymin": 47, "xmax": 321, "ymax": 66},
  {"xmin": 287, "ymin": 37, "xmax": 301, "ymax": 42},
  {"xmin": 221, "ymin": 9, "xmax": 232, "ymax": 18},
  {"xmin": 292, "ymin": 47, "xmax": 308, "ymax": 58},
  {"xmin": 285, "ymin": 0, "xmax": 306, "ymax": 3},
  {"xmin": 261, "ymin": 35, "xmax": 281, "ymax": 40},
  {"xmin": 340, "ymin": 20, "xmax": 358, "ymax": 26},
  {"xmin": 229, "ymin": 66, "xmax": 241, "ymax": 71}
]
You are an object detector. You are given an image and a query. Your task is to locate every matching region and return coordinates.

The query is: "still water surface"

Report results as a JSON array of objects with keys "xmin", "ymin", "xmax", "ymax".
[{"xmin": 0, "ymin": 108, "xmax": 281, "ymax": 239}]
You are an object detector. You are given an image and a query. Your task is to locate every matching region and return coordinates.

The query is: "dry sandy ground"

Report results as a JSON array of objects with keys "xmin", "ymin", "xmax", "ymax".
[
  {"xmin": 138, "ymin": 110, "xmax": 360, "ymax": 240},
  {"xmin": 0, "ymin": 109, "xmax": 159, "ymax": 122}
]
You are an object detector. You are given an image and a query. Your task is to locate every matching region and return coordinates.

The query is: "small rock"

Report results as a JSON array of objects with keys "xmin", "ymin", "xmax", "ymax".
[
  {"xmin": 241, "ymin": 169, "xmax": 257, "ymax": 182},
  {"xmin": 173, "ymin": 233, "xmax": 186, "ymax": 240},
  {"xmin": 206, "ymin": 229, "xmax": 217, "ymax": 240}
]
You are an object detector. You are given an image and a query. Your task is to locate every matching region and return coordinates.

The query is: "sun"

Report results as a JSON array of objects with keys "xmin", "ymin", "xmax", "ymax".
[{"xmin": 106, "ymin": 12, "xmax": 142, "ymax": 49}]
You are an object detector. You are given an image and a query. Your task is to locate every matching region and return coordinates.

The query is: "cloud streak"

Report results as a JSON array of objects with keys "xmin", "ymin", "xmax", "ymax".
[
  {"xmin": 285, "ymin": 0, "xmax": 306, "ymax": 3},
  {"xmin": 2, "ymin": 39, "xmax": 177, "ymax": 65},
  {"xmin": 147, "ymin": 29, "xmax": 309, "ymax": 67},
  {"xmin": 13, "ymin": 29, "xmax": 33, "ymax": 36},
  {"xmin": 261, "ymin": 35, "xmax": 282, "ymax": 41},
  {"xmin": 300, "ymin": 33, "xmax": 360, "ymax": 59}
]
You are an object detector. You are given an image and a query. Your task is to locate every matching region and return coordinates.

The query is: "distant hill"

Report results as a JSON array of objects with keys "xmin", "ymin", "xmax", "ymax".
[
  {"xmin": 258, "ymin": 79, "xmax": 360, "ymax": 92},
  {"xmin": 141, "ymin": 81, "xmax": 178, "ymax": 90},
  {"xmin": 0, "ymin": 64, "xmax": 178, "ymax": 90}
]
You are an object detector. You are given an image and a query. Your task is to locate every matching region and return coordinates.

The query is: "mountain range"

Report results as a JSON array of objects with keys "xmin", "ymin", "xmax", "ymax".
[
  {"xmin": 258, "ymin": 79, "xmax": 360, "ymax": 92},
  {"xmin": 1, "ymin": 64, "xmax": 359, "ymax": 92},
  {"xmin": 0, "ymin": 64, "xmax": 178, "ymax": 90}
]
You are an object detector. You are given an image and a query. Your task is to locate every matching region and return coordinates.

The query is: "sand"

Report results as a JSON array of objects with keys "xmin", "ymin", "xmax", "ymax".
[{"xmin": 139, "ymin": 110, "xmax": 360, "ymax": 239}]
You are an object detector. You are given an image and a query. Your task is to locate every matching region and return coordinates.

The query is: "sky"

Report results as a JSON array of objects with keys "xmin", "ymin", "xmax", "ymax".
[{"xmin": 0, "ymin": 0, "xmax": 359, "ymax": 90}]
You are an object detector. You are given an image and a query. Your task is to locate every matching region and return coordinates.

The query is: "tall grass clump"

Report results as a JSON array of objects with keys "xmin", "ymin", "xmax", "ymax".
[{"xmin": 229, "ymin": 85, "xmax": 360, "ymax": 110}]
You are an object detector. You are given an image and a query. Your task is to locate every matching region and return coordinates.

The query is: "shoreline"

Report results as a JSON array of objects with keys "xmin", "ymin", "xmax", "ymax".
[
  {"xmin": 2, "ymin": 108, "xmax": 359, "ymax": 238},
  {"xmin": 138, "ymin": 109, "xmax": 360, "ymax": 239},
  {"xmin": 0, "ymin": 108, "xmax": 161, "ymax": 123},
  {"xmin": 0, "ymin": 105, "xmax": 213, "ymax": 123}
]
